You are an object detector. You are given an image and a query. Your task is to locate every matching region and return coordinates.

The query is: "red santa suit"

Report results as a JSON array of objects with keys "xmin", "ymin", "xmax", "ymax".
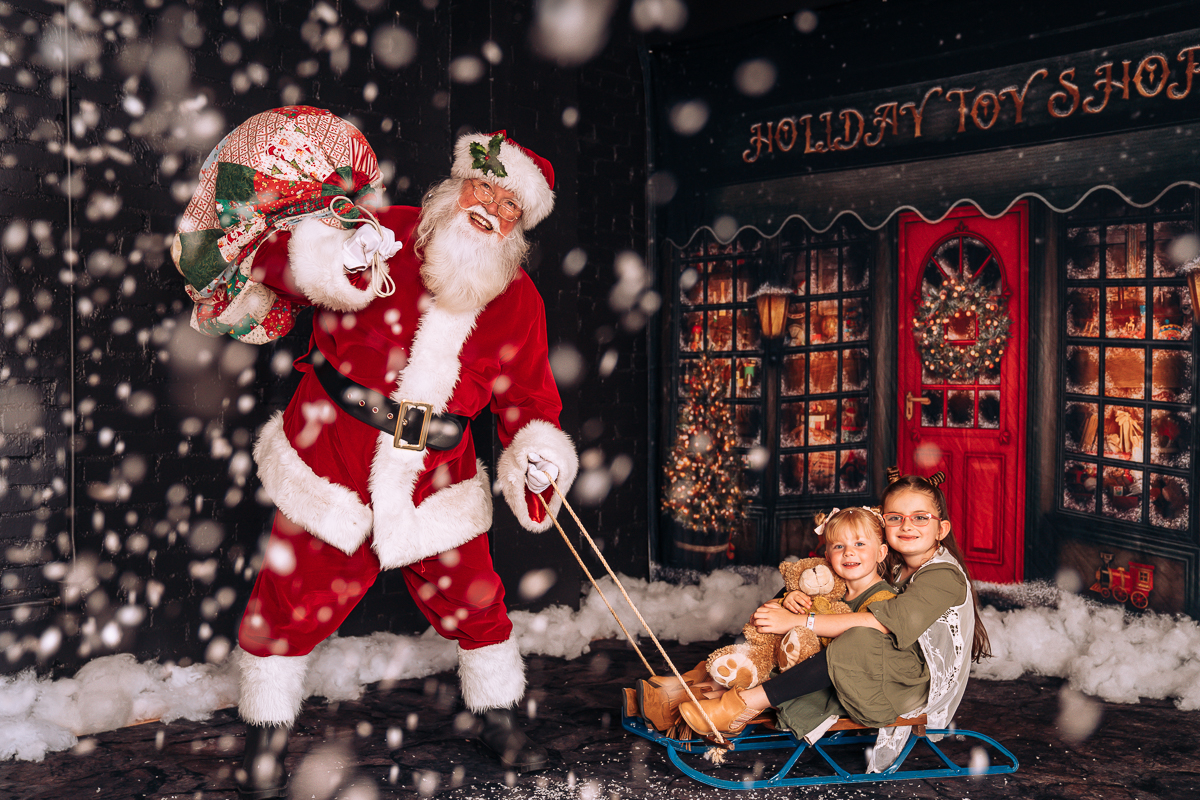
[{"xmin": 234, "ymin": 135, "xmax": 577, "ymax": 728}]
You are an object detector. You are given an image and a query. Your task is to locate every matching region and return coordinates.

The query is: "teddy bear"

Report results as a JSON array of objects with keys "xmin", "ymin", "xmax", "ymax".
[{"xmin": 705, "ymin": 557, "xmax": 852, "ymax": 691}]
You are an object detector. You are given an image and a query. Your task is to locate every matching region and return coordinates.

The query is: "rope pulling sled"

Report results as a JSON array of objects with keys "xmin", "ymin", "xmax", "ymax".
[{"xmin": 538, "ymin": 479, "xmax": 1019, "ymax": 789}]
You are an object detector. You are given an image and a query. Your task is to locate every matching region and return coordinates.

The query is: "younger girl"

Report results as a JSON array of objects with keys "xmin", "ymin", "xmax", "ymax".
[{"xmin": 679, "ymin": 475, "xmax": 990, "ymax": 771}]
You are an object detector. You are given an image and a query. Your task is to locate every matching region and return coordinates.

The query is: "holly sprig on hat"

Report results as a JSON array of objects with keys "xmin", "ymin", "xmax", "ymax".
[{"xmin": 470, "ymin": 133, "xmax": 508, "ymax": 177}]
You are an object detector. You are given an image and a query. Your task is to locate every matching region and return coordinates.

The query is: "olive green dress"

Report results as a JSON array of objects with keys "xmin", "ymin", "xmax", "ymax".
[{"xmin": 774, "ymin": 565, "xmax": 967, "ymax": 737}]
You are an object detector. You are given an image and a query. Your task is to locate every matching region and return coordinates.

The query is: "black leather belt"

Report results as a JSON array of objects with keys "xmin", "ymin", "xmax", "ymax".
[{"xmin": 309, "ymin": 353, "xmax": 469, "ymax": 451}]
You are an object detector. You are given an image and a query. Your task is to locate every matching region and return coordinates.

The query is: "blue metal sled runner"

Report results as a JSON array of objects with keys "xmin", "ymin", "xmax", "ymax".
[{"xmin": 621, "ymin": 708, "xmax": 1019, "ymax": 789}]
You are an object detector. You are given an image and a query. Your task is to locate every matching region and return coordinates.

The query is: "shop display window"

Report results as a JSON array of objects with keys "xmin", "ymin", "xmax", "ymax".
[
  {"xmin": 669, "ymin": 220, "xmax": 874, "ymax": 564},
  {"xmin": 1058, "ymin": 199, "xmax": 1196, "ymax": 532}
]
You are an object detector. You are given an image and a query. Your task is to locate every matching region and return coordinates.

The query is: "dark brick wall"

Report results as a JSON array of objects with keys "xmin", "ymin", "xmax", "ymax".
[{"xmin": 0, "ymin": 0, "xmax": 649, "ymax": 675}]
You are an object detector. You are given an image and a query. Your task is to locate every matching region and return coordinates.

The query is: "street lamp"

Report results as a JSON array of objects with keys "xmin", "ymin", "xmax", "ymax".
[
  {"xmin": 751, "ymin": 284, "xmax": 792, "ymax": 339},
  {"xmin": 1185, "ymin": 257, "xmax": 1200, "ymax": 328}
]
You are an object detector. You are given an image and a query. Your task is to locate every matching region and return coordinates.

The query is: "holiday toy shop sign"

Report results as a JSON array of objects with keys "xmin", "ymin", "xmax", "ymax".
[{"xmin": 739, "ymin": 31, "xmax": 1200, "ymax": 167}]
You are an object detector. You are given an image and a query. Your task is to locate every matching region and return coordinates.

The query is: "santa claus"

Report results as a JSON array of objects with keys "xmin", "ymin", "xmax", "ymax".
[{"xmin": 204, "ymin": 123, "xmax": 577, "ymax": 797}]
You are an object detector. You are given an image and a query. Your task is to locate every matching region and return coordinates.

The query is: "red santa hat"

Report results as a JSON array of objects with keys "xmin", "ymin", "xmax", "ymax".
[{"xmin": 452, "ymin": 130, "xmax": 555, "ymax": 229}]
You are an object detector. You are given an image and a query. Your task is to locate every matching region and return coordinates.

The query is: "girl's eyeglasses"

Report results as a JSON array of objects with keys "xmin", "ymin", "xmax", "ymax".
[{"xmin": 882, "ymin": 513, "xmax": 939, "ymax": 527}]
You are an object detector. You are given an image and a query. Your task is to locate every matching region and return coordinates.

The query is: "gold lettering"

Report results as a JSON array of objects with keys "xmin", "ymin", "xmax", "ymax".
[
  {"xmin": 864, "ymin": 102, "xmax": 898, "ymax": 147},
  {"xmin": 1134, "ymin": 54, "xmax": 1169, "ymax": 97},
  {"xmin": 1083, "ymin": 63, "xmax": 1114, "ymax": 113},
  {"xmin": 999, "ymin": 68, "xmax": 1048, "ymax": 124},
  {"xmin": 832, "ymin": 109, "xmax": 864, "ymax": 150},
  {"xmin": 1168, "ymin": 45, "xmax": 1200, "ymax": 100},
  {"xmin": 1048, "ymin": 68, "xmax": 1080, "ymax": 118},
  {"xmin": 818, "ymin": 111, "xmax": 834, "ymax": 152},
  {"xmin": 899, "ymin": 87, "xmax": 943, "ymax": 138},
  {"xmin": 742, "ymin": 122, "xmax": 772, "ymax": 163},
  {"xmin": 970, "ymin": 90, "xmax": 1000, "ymax": 129},
  {"xmin": 775, "ymin": 118, "xmax": 798, "ymax": 152},
  {"xmin": 798, "ymin": 114, "xmax": 818, "ymax": 154},
  {"xmin": 945, "ymin": 87, "xmax": 976, "ymax": 132},
  {"xmin": 1120, "ymin": 60, "xmax": 1132, "ymax": 99}
]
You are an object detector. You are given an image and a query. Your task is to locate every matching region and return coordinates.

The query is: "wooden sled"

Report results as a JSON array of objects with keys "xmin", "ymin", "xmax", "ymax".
[{"xmin": 621, "ymin": 691, "xmax": 1018, "ymax": 789}]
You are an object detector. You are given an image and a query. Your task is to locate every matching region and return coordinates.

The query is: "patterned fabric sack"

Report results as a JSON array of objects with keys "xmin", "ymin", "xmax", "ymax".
[{"xmin": 171, "ymin": 106, "xmax": 381, "ymax": 344}]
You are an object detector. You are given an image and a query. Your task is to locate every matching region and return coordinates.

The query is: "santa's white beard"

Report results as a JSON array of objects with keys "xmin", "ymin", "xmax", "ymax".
[{"xmin": 416, "ymin": 180, "xmax": 529, "ymax": 313}]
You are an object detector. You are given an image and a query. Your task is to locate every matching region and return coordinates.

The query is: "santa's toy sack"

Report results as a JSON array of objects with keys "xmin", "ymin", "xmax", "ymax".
[
  {"xmin": 171, "ymin": 106, "xmax": 382, "ymax": 344},
  {"xmin": 620, "ymin": 705, "xmax": 1018, "ymax": 789}
]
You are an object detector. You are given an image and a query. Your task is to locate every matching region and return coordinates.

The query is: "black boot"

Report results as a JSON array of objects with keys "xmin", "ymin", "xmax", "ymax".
[
  {"xmin": 474, "ymin": 707, "xmax": 550, "ymax": 773},
  {"xmin": 236, "ymin": 723, "xmax": 290, "ymax": 799}
]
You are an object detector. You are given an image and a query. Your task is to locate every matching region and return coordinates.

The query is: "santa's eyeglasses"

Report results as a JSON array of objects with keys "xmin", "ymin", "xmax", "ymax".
[{"xmin": 469, "ymin": 179, "xmax": 523, "ymax": 222}]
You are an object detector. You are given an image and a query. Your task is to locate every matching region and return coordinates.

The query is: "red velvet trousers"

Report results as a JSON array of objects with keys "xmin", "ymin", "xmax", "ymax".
[{"xmin": 238, "ymin": 511, "xmax": 513, "ymax": 658}]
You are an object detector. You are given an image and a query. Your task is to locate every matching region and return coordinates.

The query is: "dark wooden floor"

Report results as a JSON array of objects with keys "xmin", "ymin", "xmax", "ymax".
[{"xmin": 3, "ymin": 637, "xmax": 1198, "ymax": 799}]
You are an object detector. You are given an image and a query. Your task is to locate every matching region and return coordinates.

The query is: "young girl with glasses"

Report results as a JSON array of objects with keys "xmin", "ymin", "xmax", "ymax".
[{"xmin": 678, "ymin": 474, "xmax": 991, "ymax": 771}]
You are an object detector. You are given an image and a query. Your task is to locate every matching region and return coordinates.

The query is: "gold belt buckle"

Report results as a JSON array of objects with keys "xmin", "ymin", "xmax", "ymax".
[{"xmin": 394, "ymin": 400, "xmax": 433, "ymax": 450}]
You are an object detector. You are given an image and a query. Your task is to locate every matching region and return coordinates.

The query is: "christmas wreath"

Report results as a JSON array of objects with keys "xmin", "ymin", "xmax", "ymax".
[{"xmin": 913, "ymin": 275, "xmax": 1012, "ymax": 382}]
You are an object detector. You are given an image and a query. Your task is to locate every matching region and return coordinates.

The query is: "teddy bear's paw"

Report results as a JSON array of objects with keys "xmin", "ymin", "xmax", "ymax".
[
  {"xmin": 709, "ymin": 649, "xmax": 759, "ymax": 690},
  {"xmin": 776, "ymin": 627, "xmax": 812, "ymax": 672}
]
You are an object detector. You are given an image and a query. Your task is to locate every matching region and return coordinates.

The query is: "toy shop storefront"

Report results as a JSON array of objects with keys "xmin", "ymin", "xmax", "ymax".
[{"xmin": 646, "ymin": 13, "xmax": 1200, "ymax": 618}]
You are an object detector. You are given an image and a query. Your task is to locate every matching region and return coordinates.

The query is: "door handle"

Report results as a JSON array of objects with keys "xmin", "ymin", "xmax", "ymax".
[{"xmin": 905, "ymin": 391, "xmax": 931, "ymax": 421}]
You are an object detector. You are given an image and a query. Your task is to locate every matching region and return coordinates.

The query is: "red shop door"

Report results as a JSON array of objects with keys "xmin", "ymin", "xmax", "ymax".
[{"xmin": 897, "ymin": 204, "xmax": 1028, "ymax": 583}]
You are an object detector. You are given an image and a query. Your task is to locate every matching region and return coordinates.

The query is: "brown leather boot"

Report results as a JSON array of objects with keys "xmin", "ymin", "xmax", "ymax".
[
  {"xmin": 635, "ymin": 661, "xmax": 709, "ymax": 732},
  {"xmin": 678, "ymin": 689, "xmax": 766, "ymax": 737}
]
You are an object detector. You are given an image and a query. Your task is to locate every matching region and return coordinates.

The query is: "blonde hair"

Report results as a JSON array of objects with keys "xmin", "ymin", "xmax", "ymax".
[{"xmin": 816, "ymin": 506, "xmax": 886, "ymax": 546}]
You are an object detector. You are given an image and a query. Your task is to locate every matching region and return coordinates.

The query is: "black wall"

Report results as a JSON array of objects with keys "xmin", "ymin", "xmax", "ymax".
[{"xmin": 0, "ymin": 0, "xmax": 649, "ymax": 675}]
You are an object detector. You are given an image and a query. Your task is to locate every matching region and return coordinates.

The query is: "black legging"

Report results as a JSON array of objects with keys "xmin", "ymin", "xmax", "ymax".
[{"xmin": 760, "ymin": 649, "xmax": 832, "ymax": 707}]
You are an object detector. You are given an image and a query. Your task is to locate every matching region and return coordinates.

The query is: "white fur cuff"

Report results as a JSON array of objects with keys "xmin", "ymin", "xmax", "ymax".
[
  {"xmin": 237, "ymin": 649, "xmax": 310, "ymax": 726},
  {"xmin": 497, "ymin": 420, "xmax": 579, "ymax": 532},
  {"xmin": 288, "ymin": 217, "xmax": 377, "ymax": 311},
  {"xmin": 254, "ymin": 412, "xmax": 374, "ymax": 555},
  {"xmin": 457, "ymin": 638, "xmax": 526, "ymax": 712}
]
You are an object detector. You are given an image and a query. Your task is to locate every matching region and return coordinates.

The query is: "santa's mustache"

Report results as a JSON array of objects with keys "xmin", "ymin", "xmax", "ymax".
[{"xmin": 457, "ymin": 201, "xmax": 505, "ymax": 236}]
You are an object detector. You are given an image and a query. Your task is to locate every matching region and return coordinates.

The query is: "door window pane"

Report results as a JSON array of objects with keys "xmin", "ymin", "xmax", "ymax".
[
  {"xmin": 921, "ymin": 389, "xmax": 944, "ymax": 427},
  {"xmin": 779, "ymin": 454, "xmax": 805, "ymax": 496},
  {"xmin": 1151, "ymin": 350, "xmax": 1192, "ymax": 403},
  {"xmin": 1105, "ymin": 287, "xmax": 1146, "ymax": 339},
  {"xmin": 809, "ymin": 351, "xmax": 838, "ymax": 393},
  {"xmin": 1103, "ymin": 347, "xmax": 1145, "ymax": 399},
  {"xmin": 978, "ymin": 390, "xmax": 1001, "ymax": 429},
  {"xmin": 1152, "ymin": 286, "xmax": 1192, "ymax": 340},
  {"xmin": 736, "ymin": 404, "xmax": 762, "ymax": 447},
  {"xmin": 1066, "ymin": 288, "xmax": 1100, "ymax": 337},
  {"xmin": 1063, "ymin": 460, "xmax": 1098, "ymax": 512},
  {"xmin": 781, "ymin": 402, "xmax": 805, "ymax": 447},
  {"xmin": 1102, "ymin": 405, "xmax": 1144, "ymax": 461},
  {"xmin": 808, "ymin": 451, "xmax": 836, "ymax": 493},
  {"xmin": 842, "ymin": 349, "xmax": 869, "ymax": 391},
  {"xmin": 785, "ymin": 301, "xmax": 807, "ymax": 346},
  {"xmin": 810, "ymin": 300, "xmax": 839, "ymax": 344},
  {"xmin": 781, "ymin": 354, "xmax": 806, "ymax": 396},
  {"xmin": 1150, "ymin": 409, "xmax": 1191, "ymax": 468},
  {"xmin": 1066, "ymin": 346, "xmax": 1100, "ymax": 394},
  {"xmin": 841, "ymin": 397, "xmax": 868, "ymax": 443},
  {"xmin": 708, "ymin": 309, "xmax": 734, "ymax": 350},
  {"xmin": 1101, "ymin": 466, "xmax": 1142, "ymax": 521},
  {"xmin": 946, "ymin": 390, "xmax": 975, "ymax": 427},
  {"xmin": 807, "ymin": 400, "xmax": 837, "ymax": 446},
  {"xmin": 736, "ymin": 358, "xmax": 762, "ymax": 398},
  {"xmin": 1149, "ymin": 473, "xmax": 1190, "ymax": 530},
  {"xmin": 840, "ymin": 450, "xmax": 868, "ymax": 493},
  {"xmin": 1064, "ymin": 402, "xmax": 1099, "ymax": 454}
]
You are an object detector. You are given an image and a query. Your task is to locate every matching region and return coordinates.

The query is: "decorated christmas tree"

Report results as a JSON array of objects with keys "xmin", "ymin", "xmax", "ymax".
[{"xmin": 662, "ymin": 354, "xmax": 746, "ymax": 564}]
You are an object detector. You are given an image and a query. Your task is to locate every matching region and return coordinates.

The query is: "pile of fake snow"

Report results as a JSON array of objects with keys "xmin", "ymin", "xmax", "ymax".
[{"xmin": 2, "ymin": 569, "xmax": 1198, "ymax": 761}]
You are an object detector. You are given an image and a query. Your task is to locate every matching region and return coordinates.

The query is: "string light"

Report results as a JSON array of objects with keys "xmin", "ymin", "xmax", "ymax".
[{"xmin": 662, "ymin": 353, "xmax": 746, "ymax": 558}]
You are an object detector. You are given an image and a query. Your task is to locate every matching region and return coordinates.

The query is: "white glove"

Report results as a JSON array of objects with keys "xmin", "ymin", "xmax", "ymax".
[
  {"xmin": 342, "ymin": 225, "xmax": 402, "ymax": 273},
  {"xmin": 525, "ymin": 452, "xmax": 560, "ymax": 494}
]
